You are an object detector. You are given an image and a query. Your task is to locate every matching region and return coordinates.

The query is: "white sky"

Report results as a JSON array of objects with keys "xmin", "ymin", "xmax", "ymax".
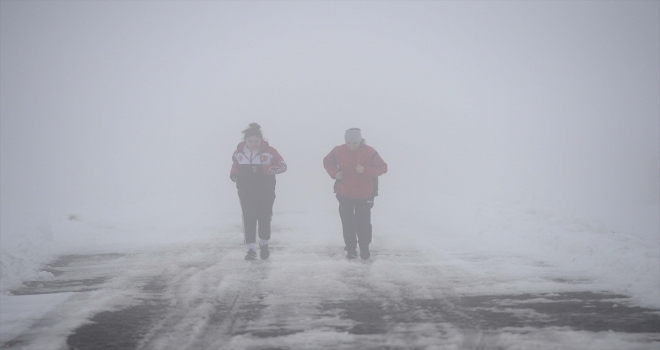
[{"xmin": 1, "ymin": 1, "xmax": 658, "ymax": 233}]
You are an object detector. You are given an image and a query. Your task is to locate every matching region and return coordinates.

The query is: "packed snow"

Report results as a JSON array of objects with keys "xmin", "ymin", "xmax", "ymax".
[{"xmin": 1, "ymin": 192, "xmax": 658, "ymax": 345}]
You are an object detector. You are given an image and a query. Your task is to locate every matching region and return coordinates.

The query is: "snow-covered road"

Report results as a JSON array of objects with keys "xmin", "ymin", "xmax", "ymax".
[{"xmin": 2, "ymin": 215, "xmax": 659, "ymax": 350}]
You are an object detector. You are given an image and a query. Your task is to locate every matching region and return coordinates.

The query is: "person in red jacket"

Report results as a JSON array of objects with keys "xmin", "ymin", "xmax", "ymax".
[
  {"xmin": 323, "ymin": 128, "xmax": 387, "ymax": 260},
  {"xmin": 230, "ymin": 123, "xmax": 287, "ymax": 260}
]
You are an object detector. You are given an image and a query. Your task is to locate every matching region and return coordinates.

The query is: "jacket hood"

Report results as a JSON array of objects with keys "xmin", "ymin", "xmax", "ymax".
[{"xmin": 236, "ymin": 140, "xmax": 270, "ymax": 151}]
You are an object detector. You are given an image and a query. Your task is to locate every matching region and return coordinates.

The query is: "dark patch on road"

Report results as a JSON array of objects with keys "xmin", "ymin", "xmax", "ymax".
[
  {"xmin": 0, "ymin": 338, "xmax": 25, "ymax": 349},
  {"xmin": 207, "ymin": 293, "xmax": 306, "ymax": 339},
  {"xmin": 224, "ymin": 295, "xmax": 272, "ymax": 335},
  {"xmin": 11, "ymin": 253, "xmax": 127, "ymax": 295},
  {"xmin": 232, "ymin": 296, "xmax": 269, "ymax": 325},
  {"xmin": 319, "ymin": 292, "xmax": 660, "ymax": 335},
  {"xmin": 66, "ymin": 302, "xmax": 168, "ymax": 350},
  {"xmin": 141, "ymin": 278, "xmax": 168, "ymax": 294},
  {"xmin": 248, "ymin": 327, "xmax": 304, "ymax": 338},
  {"xmin": 319, "ymin": 300, "xmax": 389, "ymax": 334},
  {"xmin": 47, "ymin": 254, "xmax": 127, "ymax": 268},
  {"xmin": 453, "ymin": 292, "xmax": 660, "ymax": 333},
  {"xmin": 12, "ymin": 277, "xmax": 113, "ymax": 295},
  {"xmin": 66, "ymin": 277, "xmax": 169, "ymax": 350}
]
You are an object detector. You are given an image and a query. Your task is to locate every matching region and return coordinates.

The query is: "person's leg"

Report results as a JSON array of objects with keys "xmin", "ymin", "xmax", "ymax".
[
  {"xmin": 256, "ymin": 191, "xmax": 275, "ymax": 242},
  {"xmin": 336, "ymin": 195, "xmax": 358, "ymax": 254},
  {"xmin": 256, "ymin": 191, "xmax": 276, "ymax": 260},
  {"xmin": 238, "ymin": 190, "xmax": 258, "ymax": 257},
  {"xmin": 355, "ymin": 197, "xmax": 373, "ymax": 259}
]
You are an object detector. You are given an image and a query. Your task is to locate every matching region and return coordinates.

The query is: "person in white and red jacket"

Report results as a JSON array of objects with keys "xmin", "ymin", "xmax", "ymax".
[
  {"xmin": 230, "ymin": 123, "xmax": 287, "ymax": 260},
  {"xmin": 323, "ymin": 128, "xmax": 387, "ymax": 260}
]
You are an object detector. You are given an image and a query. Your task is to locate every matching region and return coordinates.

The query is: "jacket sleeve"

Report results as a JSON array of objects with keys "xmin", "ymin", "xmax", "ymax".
[
  {"xmin": 263, "ymin": 147, "xmax": 287, "ymax": 175},
  {"xmin": 230, "ymin": 151, "xmax": 239, "ymax": 181},
  {"xmin": 323, "ymin": 148, "xmax": 340, "ymax": 179},
  {"xmin": 362, "ymin": 151, "xmax": 387, "ymax": 178}
]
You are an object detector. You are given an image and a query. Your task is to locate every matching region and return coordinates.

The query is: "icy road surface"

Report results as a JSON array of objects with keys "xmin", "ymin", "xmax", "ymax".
[{"xmin": 2, "ymin": 211, "xmax": 659, "ymax": 350}]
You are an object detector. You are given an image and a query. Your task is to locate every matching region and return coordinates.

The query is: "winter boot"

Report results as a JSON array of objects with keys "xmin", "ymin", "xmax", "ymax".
[
  {"xmin": 346, "ymin": 248, "xmax": 358, "ymax": 259},
  {"xmin": 245, "ymin": 250, "xmax": 257, "ymax": 260},
  {"xmin": 260, "ymin": 243, "xmax": 270, "ymax": 260},
  {"xmin": 359, "ymin": 245, "xmax": 370, "ymax": 260}
]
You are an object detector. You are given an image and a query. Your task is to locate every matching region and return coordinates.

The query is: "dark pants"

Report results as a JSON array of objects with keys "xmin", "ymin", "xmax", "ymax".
[
  {"xmin": 238, "ymin": 189, "xmax": 276, "ymax": 244},
  {"xmin": 336, "ymin": 194, "xmax": 374, "ymax": 250}
]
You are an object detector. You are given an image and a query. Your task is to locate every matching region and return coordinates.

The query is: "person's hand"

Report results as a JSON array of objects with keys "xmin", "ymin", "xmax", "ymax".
[
  {"xmin": 335, "ymin": 172, "xmax": 343, "ymax": 180},
  {"xmin": 356, "ymin": 164, "xmax": 364, "ymax": 174},
  {"xmin": 230, "ymin": 175, "xmax": 237, "ymax": 182}
]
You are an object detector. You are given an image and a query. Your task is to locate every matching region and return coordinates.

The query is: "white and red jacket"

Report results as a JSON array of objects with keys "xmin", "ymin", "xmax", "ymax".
[
  {"xmin": 323, "ymin": 144, "xmax": 387, "ymax": 199},
  {"xmin": 230, "ymin": 140, "xmax": 287, "ymax": 191}
]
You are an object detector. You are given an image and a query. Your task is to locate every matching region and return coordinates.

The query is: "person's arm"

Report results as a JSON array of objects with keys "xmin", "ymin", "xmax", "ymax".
[
  {"xmin": 262, "ymin": 147, "xmax": 287, "ymax": 175},
  {"xmin": 323, "ymin": 148, "xmax": 341, "ymax": 179},
  {"xmin": 230, "ymin": 152, "xmax": 239, "ymax": 182},
  {"xmin": 361, "ymin": 151, "xmax": 387, "ymax": 177}
]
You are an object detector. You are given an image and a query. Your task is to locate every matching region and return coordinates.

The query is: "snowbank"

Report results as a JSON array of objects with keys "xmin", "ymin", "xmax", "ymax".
[
  {"xmin": 1, "ymin": 195, "xmax": 236, "ymax": 294},
  {"xmin": 379, "ymin": 194, "xmax": 660, "ymax": 308},
  {"xmin": 0, "ymin": 216, "xmax": 55, "ymax": 294}
]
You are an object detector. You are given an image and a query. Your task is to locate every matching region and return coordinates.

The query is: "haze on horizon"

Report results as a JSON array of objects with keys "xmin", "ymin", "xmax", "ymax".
[{"xmin": 1, "ymin": 1, "xmax": 658, "ymax": 239}]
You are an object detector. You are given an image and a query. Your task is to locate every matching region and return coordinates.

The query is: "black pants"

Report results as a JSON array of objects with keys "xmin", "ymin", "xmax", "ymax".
[
  {"xmin": 336, "ymin": 194, "xmax": 374, "ymax": 250},
  {"xmin": 238, "ymin": 189, "xmax": 276, "ymax": 244}
]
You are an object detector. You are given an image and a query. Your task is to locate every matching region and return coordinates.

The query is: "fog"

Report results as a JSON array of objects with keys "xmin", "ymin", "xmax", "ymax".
[{"xmin": 1, "ymin": 1, "xmax": 658, "ymax": 239}]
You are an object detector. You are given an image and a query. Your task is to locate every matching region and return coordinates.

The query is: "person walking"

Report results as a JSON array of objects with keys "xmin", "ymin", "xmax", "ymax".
[
  {"xmin": 323, "ymin": 128, "xmax": 387, "ymax": 260},
  {"xmin": 230, "ymin": 123, "xmax": 287, "ymax": 260}
]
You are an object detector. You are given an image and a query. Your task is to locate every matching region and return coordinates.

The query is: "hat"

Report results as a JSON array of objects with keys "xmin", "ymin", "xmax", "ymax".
[{"xmin": 344, "ymin": 128, "xmax": 362, "ymax": 143}]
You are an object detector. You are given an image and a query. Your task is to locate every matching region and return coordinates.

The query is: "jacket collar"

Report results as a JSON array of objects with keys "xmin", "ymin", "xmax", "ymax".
[
  {"xmin": 236, "ymin": 140, "xmax": 270, "ymax": 152},
  {"xmin": 340, "ymin": 143, "xmax": 370, "ymax": 152}
]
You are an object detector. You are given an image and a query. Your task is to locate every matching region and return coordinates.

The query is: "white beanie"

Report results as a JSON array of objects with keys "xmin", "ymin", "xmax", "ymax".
[{"xmin": 344, "ymin": 128, "xmax": 362, "ymax": 143}]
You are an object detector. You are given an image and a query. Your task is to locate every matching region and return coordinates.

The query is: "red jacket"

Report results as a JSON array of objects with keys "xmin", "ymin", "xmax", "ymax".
[
  {"xmin": 230, "ymin": 141, "xmax": 287, "ymax": 191},
  {"xmin": 323, "ymin": 144, "xmax": 387, "ymax": 199}
]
